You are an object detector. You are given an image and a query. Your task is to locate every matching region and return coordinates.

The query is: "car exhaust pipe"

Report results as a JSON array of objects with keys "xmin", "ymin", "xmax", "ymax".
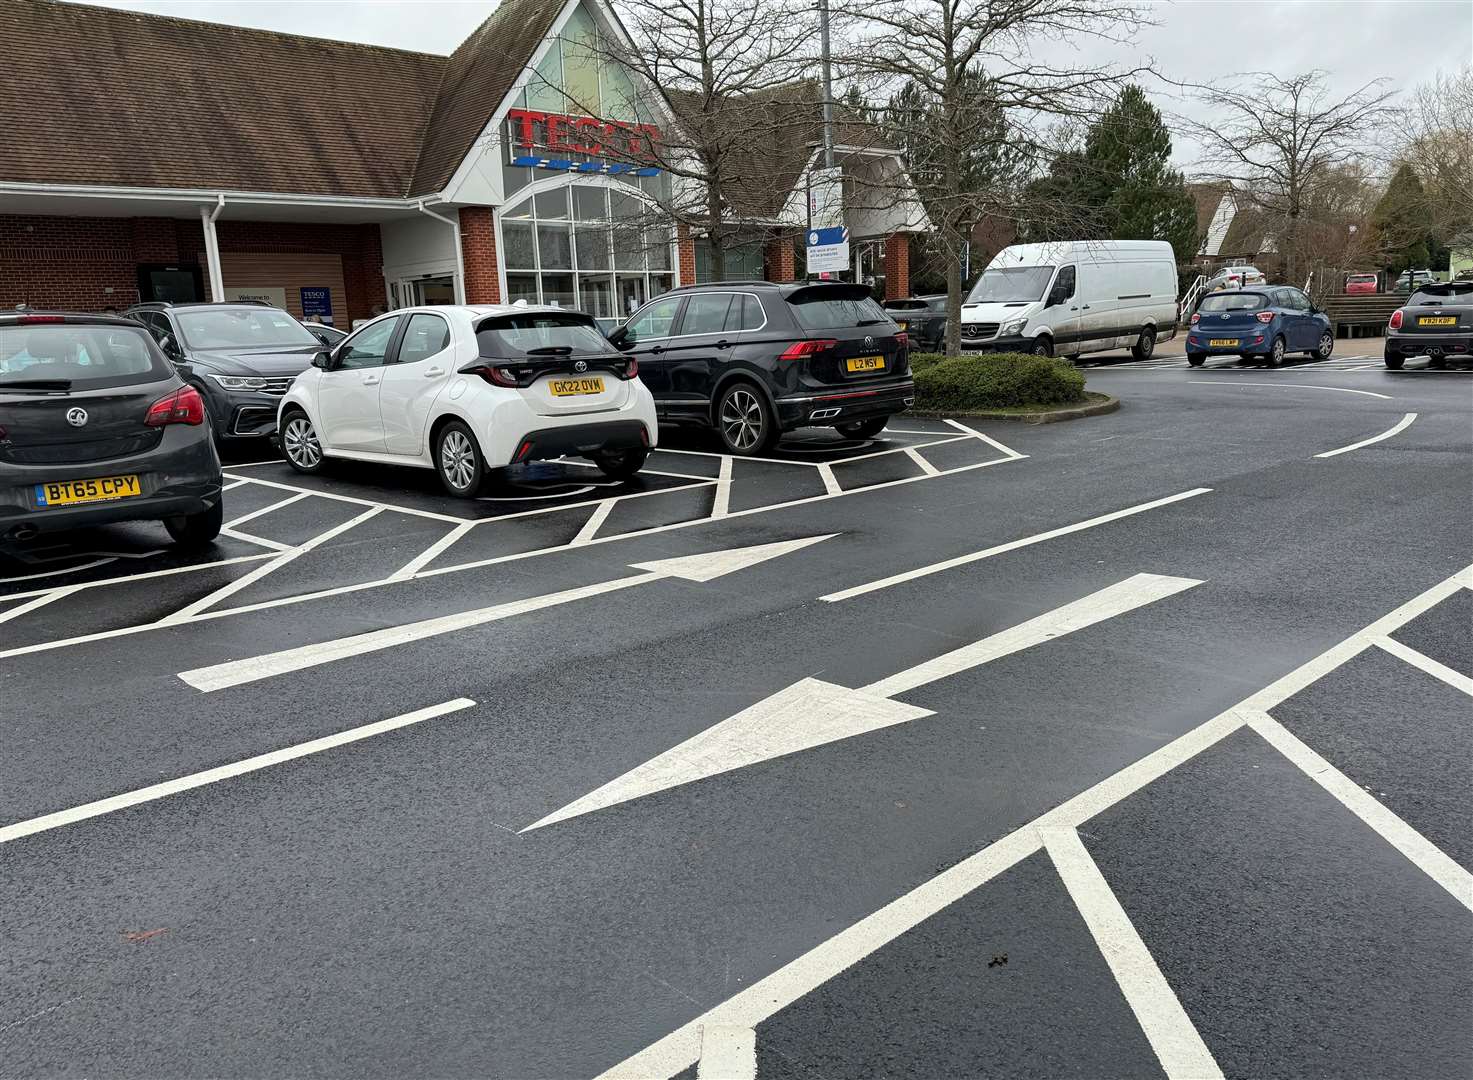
[
  {"xmin": 4, "ymin": 524, "xmax": 39, "ymax": 542},
  {"xmin": 810, "ymin": 407, "xmax": 841, "ymax": 420}
]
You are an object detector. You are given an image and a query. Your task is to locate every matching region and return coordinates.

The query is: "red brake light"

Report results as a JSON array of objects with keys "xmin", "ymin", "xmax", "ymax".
[
  {"xmin": 624, "ymin": 357, "xmax": 639, "ymax": 379},
  {"xmin": 779, "ymin": 339, "xmax": 838, "ymax": 361},
  {"xmin": 464, "ymin": 364, "xmax": 520, "ymax": 387},
  {"xmin": 145, "ymin": 385, "xmax": 205, "ymax": 427},
  {"xmin": 1388, "ymin": 309, "xmax": 1403, "ymax": 330},
  {"xmin": 1255, "ymin": 311, "xmax": 1274, "ymax": 324},
  {"xmin": 17, "ymin": 315, "xmax": 66, "ymax": 324},
  {"xmin": 1190, "ymin": 312, "xmax": 1200, "ymax": 325}
]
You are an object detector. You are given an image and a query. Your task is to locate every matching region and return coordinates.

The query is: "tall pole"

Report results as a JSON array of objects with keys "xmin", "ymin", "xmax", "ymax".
[{"xmin": 818, "ymin": 0, "xmax": 835, "ymax": 169}]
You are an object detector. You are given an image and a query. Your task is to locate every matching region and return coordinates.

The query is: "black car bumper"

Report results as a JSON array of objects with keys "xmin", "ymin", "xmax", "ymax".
[
  {"xmin": 961, "ymin": 335, "xmax": 1033, "ymax": 354},
  {"xmin": 0, "ymin": 426, "xmax": 221, "ymax": 540},
  {"xmin": 512, "ymin": 419, "xmax": 651, "ymax": 463},
  {"xmin": 196, "ymin": 382, "xmax": 287, "ymax": 440},
  {"xmin": 1385, "ymin": 334, "xmax": 1471, "ymax": 359},
  {"xmin": 775, "ymin": 379, "xmax": 916, "ymax": 428}
]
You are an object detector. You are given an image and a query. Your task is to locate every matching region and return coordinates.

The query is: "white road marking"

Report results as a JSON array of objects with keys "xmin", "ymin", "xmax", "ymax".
[
  {"xmin": 903, "ymin": 447, "xmax": 940, "ymax": 476},
  {"xmin": 943, "ymin": 417, "xmax": 1026, "ymax": 459},
  {"xmin": 224, "ymin": 491, "xmax": 308, "ymax": 529},
  {"xmin": 1372, "ymin": 635, "xmax": 1473, "ymax": 697},
  {"xmin": 822, "ymin": 488, "xmax": 1212, "ymax": 602},
  {"xmin": 0, "ymin": 698, "xmax": 476, "ymax": 847},
  {"xmin": 816, "ymin": 462, "xmax": 841, "ymax": 496},
  {"xmin": 159, "ymin": 507, "xmax": 382, "ymax": 624},
  {"xmin": 0, "ymin": 589, "xmax": 71, "ymax": 626},
  {"xmin": 0, "ymin": 551, "xmax": 277, "ymax": 603},
  {"xmin": 1042, "ymin": 827, "xmax": 1224, "ymax": 1080},
  {"xmin": 219, "ymin": 528, "xmax": 293, "ymax": 552},
  {"xmin": 223, "ymin": 473, "xmax": 465, "ymax": 523},
  {"xmin": 1314, "ymin": 412, "xmax": 1418, "ymax": 458},
  {"xmin": 179, "ymin": 535, "xmax": 835, "ymax": 692},
  {"xmin": 1189, "ymin": 381, "xmax": 1392, "ymax": 399},
  {"xmin": 595, "ymin": 564, "xmax": 1473, "ymax": 1078},
  {"xmin": 1241, "ymin": 709, "xmax": 1473, "ymax": 912},
  {"xmin": 388, "ymin": 521, "xmax": 474, "ymax": 581},
  {"xmin": 696, "ymin": 1025, "xmax": 756, "ymax": 1080},
  {"xmin": 3, "ymin": 455, "xmax": 1024, "ymax": 660},
  {"xmin": 710, "ymin": 456, "xmax": 733, "ymax": 519},
  {"xmin": 221, "ymin": 478, "xmax": 252, "ymax": 491},
  {"xmin": 573, "ymin": 499, "xmax": 617, "ymax": 545},
  {"xmin": 525, "ymin": 574, "xmax": 1200, "ymax": 831}
]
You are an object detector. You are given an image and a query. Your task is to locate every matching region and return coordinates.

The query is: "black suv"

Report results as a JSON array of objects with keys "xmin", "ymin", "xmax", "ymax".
[
  {"xmin": 1385, "ymin": 280, "xmax": 1473, "ymax": 369},
  {"xmin": 608, "ymin": 281, "xmax": 913, "ymax": 454},
  {"xmin": 125, "ymin": 302, "xmax": 323, "ymax": 447},
  {"xmin": 1, "ymin": 312, "xmax": 222, "ymax": 546}
]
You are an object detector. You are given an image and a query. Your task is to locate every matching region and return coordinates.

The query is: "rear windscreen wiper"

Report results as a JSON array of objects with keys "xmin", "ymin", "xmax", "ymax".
[
  {"xmin": 856, "ymin": 319, "xmax": 888, "ymax": 326},
  {"xmin": 0, "ymin": 378, "xmax": 72, "ymax": 391}
]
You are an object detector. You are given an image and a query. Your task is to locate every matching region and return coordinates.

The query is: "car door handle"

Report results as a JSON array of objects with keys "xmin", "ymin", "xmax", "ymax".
[
  {"xmin": 424, "ymin": 366, "xmax": 444, "ymax": 378},
  {"xmin": 649, "ymin": 346, "xmax": 665, "ymax": 355},
  {"xmin": 715, "ymin": 339, "xmax": 732, "ymax": 349},
  {"xmin": 362, "ymin": 374, "xmax": 380, "ymax": 385},
  {"xmin": 1081, "ymin": 304, "xmax": 1091, "ymax": 310}
]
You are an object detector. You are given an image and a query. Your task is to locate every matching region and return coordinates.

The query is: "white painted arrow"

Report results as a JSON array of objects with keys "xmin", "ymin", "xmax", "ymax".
[
  {"xmin": 523, "ymin": 572, "xmax": 1202, "ymax": 831},
  {"xmin": 178, "ymin": 534, "xmax": 835, "ymax": 693}
]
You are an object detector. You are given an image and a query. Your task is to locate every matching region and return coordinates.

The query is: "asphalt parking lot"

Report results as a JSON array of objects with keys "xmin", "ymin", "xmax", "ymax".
[{"xmin": 2, "ymin": 362, "xmax": 1470, "ymax": 1079}]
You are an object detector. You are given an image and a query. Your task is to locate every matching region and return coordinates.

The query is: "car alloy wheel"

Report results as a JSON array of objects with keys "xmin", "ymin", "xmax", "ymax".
[
  {"xmin": 1268, "ymin": 337, "xmax": 1285, "ymax": 367},
  {"xmin": 440, "ymin": 428, "xmax": 478, "ymax": 493},
  {"xmin": 282, "ymin": 414, "xmax": 322, "ymax": 471},
  {"xmin": 719, "ymin": 386, "xmax": 767, "ymax": 453},
  {"xmin": 1316, "ymin": 332, "xmax": 1333, "ymax": 359}
]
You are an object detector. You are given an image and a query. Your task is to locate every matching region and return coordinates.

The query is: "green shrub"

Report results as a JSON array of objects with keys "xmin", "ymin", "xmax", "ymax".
[{"xmin": 910, "ymin": 352, "xmax": 1087, "ymax": 411}]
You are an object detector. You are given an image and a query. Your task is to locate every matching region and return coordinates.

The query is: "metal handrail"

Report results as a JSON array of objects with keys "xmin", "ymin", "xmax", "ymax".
[{"xmin": 1178, "ymin": 274, "xmax": 1207, "ymax": 323}]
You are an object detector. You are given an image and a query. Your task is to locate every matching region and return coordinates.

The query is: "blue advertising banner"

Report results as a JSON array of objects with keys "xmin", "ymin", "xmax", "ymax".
[{"xmin": 301, "ymin": 287, "xmax": 333, "ymax": 325}]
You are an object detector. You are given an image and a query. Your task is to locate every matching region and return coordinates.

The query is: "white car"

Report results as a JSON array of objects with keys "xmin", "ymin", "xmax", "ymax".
[{"xmin": 277, "ymin": 304, "xmax": 657, "ymax": 496}]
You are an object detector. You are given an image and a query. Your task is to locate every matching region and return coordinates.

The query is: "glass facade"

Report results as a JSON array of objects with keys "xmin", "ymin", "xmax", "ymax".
[{"xmin": 502, "ymin": 182, "xmax": 673, "ymax": 317}]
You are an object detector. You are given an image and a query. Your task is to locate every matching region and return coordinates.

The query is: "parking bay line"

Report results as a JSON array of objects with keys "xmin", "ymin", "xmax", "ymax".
[
  {"xmin": 1187, "ymin": 381, "xmax": 1393, "ymax": 400},
  {"xmin": 0, "ymin": 551, "xmax": 279, "ymax": 604},
  {"xmin": 1314, "ymin": 412, "xmax": 1417, "ymax": 458},
  {"xmin": 1041, "ymin": 827, "xmax": 1224, "ymax": 1080},
  {"xmin": 177, "ymin": 535, "xmax": 835, "ymax": 692},
  {"xmin": 1371, "ymin": 634, "xmax": 1473, "ymax": 697},
  {"xmin": 595, "ymin": 562, "xmax": 1473, "ymax": 1078},
  {"xmin": 0, "ymin": 698, "xmax": 476, "ymax": 847},
  {"xmin": 224, "ymin": 491, "xmax": 308, "ymax": 530},
  {"xmin": 821, "ymin": 487, "xmax": 1213, "ymax": 602}
]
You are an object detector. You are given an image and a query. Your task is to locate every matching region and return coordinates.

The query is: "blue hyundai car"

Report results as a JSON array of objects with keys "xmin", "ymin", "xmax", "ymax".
[{"xmin": 1186, "ymin": 286, "xmax": 1334, "ymax": 367}]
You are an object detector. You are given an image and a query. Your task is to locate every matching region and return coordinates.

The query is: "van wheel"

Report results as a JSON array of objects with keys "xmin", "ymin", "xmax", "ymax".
[
  {"xmin": 1030, "ymin": 338, "xmax": 1053, "ymax": 357},
  {"xmin": 1131, "ymin": 327, "xmax": 1156, "ymax": 360},
  {"xmin": 716, "ymin": 382, "xmax": 777, "ymax": 455},
  {"xmin": 435, "ymin": 420, "xmax": 487, "ymax": 497}
]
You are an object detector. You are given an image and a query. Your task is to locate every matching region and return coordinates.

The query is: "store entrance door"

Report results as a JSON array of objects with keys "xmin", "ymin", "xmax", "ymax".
[{"xmin": 411, "ymin": 276, "xmax": 455, "ymax": 305}]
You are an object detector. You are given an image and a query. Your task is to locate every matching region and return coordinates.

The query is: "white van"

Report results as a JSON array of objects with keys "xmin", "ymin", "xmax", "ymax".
[{"xmin": 960, "ymin": 241, "xmax": 1179, "ymax": 360}]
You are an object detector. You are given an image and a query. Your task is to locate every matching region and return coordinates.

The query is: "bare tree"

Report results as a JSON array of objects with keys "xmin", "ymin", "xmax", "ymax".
[
  {"xmin": 1186, "ymin": 72, "xmax": 1397, "ymax": 285},
  {"xmin": 831, "ymin": 0, "xmax": 1158, "ymax": 354},
  {"xmin": 1398, "ymin": 67, "xmax": 1473, "ymax": 240}
]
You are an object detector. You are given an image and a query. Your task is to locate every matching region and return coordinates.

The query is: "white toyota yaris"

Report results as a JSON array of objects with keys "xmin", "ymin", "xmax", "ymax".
[{"xmin": 277, "ymin": 304, "xmax": 657, "ymax": 496}]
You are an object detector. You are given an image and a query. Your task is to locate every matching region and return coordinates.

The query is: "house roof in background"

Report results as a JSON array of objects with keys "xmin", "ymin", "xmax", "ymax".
[{"xmin": 0, "ymin": 0, "xmax": 565, "ymax": 200}]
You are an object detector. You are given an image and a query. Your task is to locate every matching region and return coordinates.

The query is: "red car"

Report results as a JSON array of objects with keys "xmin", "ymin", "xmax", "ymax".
[{"xmin": 1345, "ymin": 273, "xmax": 1379, "ymax": 295}]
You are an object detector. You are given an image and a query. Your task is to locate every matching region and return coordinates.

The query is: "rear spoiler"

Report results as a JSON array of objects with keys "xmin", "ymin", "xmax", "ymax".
[{"xmin": 785, "ymin": 283, "xmax": 874, "ymax": 304}]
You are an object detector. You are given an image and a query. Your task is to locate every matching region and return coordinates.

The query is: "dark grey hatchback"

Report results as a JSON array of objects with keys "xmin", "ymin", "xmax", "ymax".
[{"xmin": 0, "ymin": 313, "xmax": 223, "ymax": 547}]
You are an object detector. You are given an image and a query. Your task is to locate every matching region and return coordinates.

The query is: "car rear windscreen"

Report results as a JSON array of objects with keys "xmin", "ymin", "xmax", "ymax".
[
  {"xmin": 789, "ymin": 293, "xmax": 890, "ymax": 330},
  {"xmin": 1410, "ymin": 283, "xmax": 1473, "ymax": 304},
  {"xmin": 0, "ymin": 324, "xmax": 170, "ymax": 389},
  {"xmin": 477, "ymin": 314, "xmax": 612, "ymax": 356},
  {"xmin": 1199, "ymin": 293, "xmax": 1267, "ymax": 312}
]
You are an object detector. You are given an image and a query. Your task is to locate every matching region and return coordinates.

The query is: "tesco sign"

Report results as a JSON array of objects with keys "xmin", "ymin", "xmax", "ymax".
[{"xmin": 507, "ymin": 108, "xmax": 663, "ymax": 176}]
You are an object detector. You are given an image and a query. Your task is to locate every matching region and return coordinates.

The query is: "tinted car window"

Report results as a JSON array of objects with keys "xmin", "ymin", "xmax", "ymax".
[
  {"xmin": 622, "ymin": 296, "xmax": 682, "ymax": 343},
  {"xmin": 0, "ymin": 324, "xmax": 169, "ymax": 388},
  {"xmin": 1199, "ymin": 293, "xmax": 1268, "ymax": 312},
  {"xmin": 1050, "ymin": 265, "xmax": 1076, "ymax": 303},
  {"xmin": 176, "ymin": 307, "xmax": 319, "ymax": 350},
  {"xmin": 724, "ymin": 295, "xmax": 764, "ymax": 333},
  {"xmin": 1411, "ymin": 283, "xmax": 1473, "ymax": 304},
  {"xmin": 788, "ymin": 293, "xmax": 889, "ymax": 330},
  {"xmin": 681, "ymin": 293, "xmax": 733, "ymax": 335},
  {"xmin": 477, "ymin": 314, "xmax": 610, "ymax": 356},
  {"xmin": 397, "ymin": 313, "xmax": 451, "ymax": 364},
  {"xmin": 337, "ymin": 317, "xmax": 400, "ymax": 370}
]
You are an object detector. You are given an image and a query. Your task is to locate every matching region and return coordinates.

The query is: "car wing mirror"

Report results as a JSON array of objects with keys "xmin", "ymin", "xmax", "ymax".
[{"xmin": 312, "ymin": 349, "xmax": 334, "ymax": 370}]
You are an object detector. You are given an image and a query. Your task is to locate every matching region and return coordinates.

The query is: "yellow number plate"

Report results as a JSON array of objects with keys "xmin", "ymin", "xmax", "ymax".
[
  {"xmin": 549, "ymin": 377, "xmax": 605, "ymax": 397},
  {"xmin": 1418, "ymin": 317, "xmax": 1456, "ymax": 326},
  {"xmin": 1208, "ymin": 338, "xmax": 1239, "ymax": 347},
  {"xmin": 846, "ymin": 355, "xmax": 886, "ymax": 373},
  {"xmin": 895, "ymin": 321, "xmax": 909, "ymax": 330},
  {"xmin": 35, "ymin": 474, "xmax": 141, "ymax": 507}
]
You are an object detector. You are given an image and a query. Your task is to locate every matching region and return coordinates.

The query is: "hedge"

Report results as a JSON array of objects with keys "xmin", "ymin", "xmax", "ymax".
[{"xmin": 910, "ymin": 352, "xmax": 1088, "ymax": 411}]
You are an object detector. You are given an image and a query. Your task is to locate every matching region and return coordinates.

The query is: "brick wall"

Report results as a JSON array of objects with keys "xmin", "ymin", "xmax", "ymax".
[
  {"xmin": 884, "ymin": 233, "xmax": 910, "ymax": 300},
  {"xmin": 676, "ymin": 224, "xmax": 696, "ymax": 286},
  {"xmin": 0, "ymin": 213, "xmax": 388, "ymax": 320},
  {"xmin": 764, "ymin": 235, "xmax": 796, "ymax": 283},
  {"xmin": 459, "ymin": 207, "xmax": 500, "ymax": 304}
]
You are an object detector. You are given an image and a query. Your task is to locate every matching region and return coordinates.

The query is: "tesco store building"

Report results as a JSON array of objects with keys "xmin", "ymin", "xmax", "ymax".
[{"xmin": 1, "ymin": 0, "xmax": 922, "ymax": 327}]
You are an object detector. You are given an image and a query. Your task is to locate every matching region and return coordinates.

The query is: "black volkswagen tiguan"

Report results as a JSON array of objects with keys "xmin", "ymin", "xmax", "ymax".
[
  {"xmin": 0, "ymin": 312, "xmax": 223, "ymax": 547},
  {"xmin": 609, "ymin": 281, "xmax": 914, "ymax": 454}
]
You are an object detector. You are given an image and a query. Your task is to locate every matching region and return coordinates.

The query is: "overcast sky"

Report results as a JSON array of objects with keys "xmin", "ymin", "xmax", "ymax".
[{"xmin": 82, "ymin": 0, "xmax": 1473, "ymax": 172}]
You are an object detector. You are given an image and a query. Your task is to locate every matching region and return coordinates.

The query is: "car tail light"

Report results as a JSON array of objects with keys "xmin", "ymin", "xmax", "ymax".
[
  {"xmin": 624, "ymin": 357, "xmax": 639, "ymax": 379},
  {"xmin": 16, "ymin": 314, "xmax": 65, "ymax": 324},
  {"xmin": 779, "ymin": 339, "xmax": 837, "ymax": 360},
  {"xmin": 1388, "ymin": 309, "xmax": 1403, "ymax": 330},
  {"xmin": 145, "ymin": 385, "xmax": 205, "ymax": 426},
  {"xmin": 1190, "ymin": 313, "xmax": 1200, "ymax": 325},
  {"xmin": 1255, "ymin": 311, "xmax": 1274, "ymax": 324},
  {"xmin": 462, "ymin": 363, "xmax": 521, "ymax": 387},
  {"xmin": 895, "ymin": 332, "xmax": 909, "ymax": 348}
]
